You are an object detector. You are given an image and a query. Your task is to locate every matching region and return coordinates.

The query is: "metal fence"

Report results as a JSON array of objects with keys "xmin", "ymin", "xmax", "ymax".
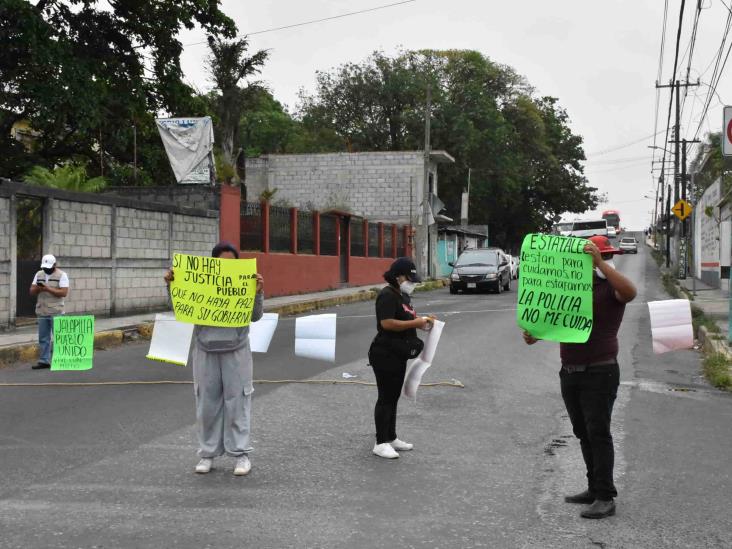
[
  {"xmin": 297, "ymin": 210, "xmax": 314, "ymax": 254},
  {"xmin": 368, "ymin": 223, "xmax": 380, "ymax": 257},
  {"xmin": 320, "ymin": 214, "xmax": 338, "ymax": 256},
  {"xmin": 350, "ymin": 218, "xmax": 364, "ymax": 256},
  {"xmin": 240, "ymin": 202, "xmax": 262, "ymax": 251},
  {"xmin": 383, "ymin": 224, "xmax": 394, "ymax": 258},
  {"xmin": 269, "ymin": 205, "xmax": 291, "ymax": 253}
]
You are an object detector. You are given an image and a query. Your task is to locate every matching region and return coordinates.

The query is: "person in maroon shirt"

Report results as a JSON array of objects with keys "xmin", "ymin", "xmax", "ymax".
[{"xmin": 523, "ymin": 235, "xmax": 637, "ymax": 519}]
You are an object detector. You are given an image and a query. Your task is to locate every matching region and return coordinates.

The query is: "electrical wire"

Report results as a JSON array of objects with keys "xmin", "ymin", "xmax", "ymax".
[
  {"xmin": 182, "ymin": 0, "xmax": 418, "ymax": 47},
  {"xmin": 0, "ymin": 379, "xmax": 465, "ymax": 389},
  {"xmin": 653, "ymin": 0, "xmax": 670, "ymax": 166},
  {"xmin": 586, "ymin": 131, "xmax": 664, "ymax": 157}
]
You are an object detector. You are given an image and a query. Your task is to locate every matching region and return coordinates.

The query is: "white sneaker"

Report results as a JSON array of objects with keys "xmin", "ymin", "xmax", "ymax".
[
  {"xmin": 389, "ymin": 438, "xmax": 414, "ymax": 451},
  {"xmin": 233, "ymin": 456, "xmax": 252, "ymax": 476},
  {"xmin": 195, "ymin": 458, "xmax": 213, "ymax": 474},
  {"xmin": 372, "ymin": 443, "xmax": 399, "ymax": 459}
]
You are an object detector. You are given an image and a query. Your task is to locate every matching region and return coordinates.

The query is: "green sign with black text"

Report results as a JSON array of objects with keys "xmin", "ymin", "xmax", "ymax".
[{"xmin": 517, "ymin": 234, "xmax": 593, "ymax": 343}]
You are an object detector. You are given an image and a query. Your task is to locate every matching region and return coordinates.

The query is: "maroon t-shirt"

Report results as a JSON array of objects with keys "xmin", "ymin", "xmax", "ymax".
[{"xmin": 560, "ymin": 277, "xmax": 626, "ymax": 366}]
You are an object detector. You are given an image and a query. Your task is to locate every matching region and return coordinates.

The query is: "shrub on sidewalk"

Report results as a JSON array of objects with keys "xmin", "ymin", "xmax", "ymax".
[
  {"xmin": 703, "ymin": 353, "xmax": 732, "ymax": 391},
  {"xmin": 691, "ymin": 305, "xmax": 721, "ymax": 335}
]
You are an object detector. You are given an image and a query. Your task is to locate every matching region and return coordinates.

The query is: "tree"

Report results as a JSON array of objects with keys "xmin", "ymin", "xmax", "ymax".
[
  {"xmin": 1, "ymin": 0, "xmax": 236, "ymax": 183},
  {"xmin": 25, "ymin": 162, "xmax": 107, "ymax": 192},
  {"xmin": 690, "ymin": 132, "xmax": 732, "ymax": 198},
  {"xmin": 298, "ymin": 49, "xmax": 597, "ymax": 248},
  {"xmin": 206, "ymin": 36, "xmax": 268, "ymax": 178}
]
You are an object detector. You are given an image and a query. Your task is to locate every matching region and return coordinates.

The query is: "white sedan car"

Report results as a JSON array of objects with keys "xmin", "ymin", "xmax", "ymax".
[{"xmin": 618, "ymin": 237, "xmax": 638, "ymax": 254}]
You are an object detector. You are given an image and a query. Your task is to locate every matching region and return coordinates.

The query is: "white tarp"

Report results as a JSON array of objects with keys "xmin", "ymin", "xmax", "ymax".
[
  {"xmin": 155, "ymin": 117, "xmax": 214, "ymax": 184},
  {"xmin": 146, "ymin": 313, "xmax": 194, "ymax": 366},
  {"xmin": 648, "ymin": 300, "xmax": 694, "ymax": 354},
  {"xmin": 295, "ymin": 314, "xmax": 336, "ymax": 362},
  {"xmin": 403, "ymin": 320, "xmax": 445, "ymax": 398}
]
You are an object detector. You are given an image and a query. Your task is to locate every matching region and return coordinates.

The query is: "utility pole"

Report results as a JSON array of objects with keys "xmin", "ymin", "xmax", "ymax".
[
  {"xmin": 665, "ymin": 183, "xmax": 672, "ymax": 268},
  {"xmin": 656, "ymin": 79, "xmax": 699, "ymax": 274},
  {"xmin": 423, "ymin": 84, "xmax": 432, "ymax": 277}
]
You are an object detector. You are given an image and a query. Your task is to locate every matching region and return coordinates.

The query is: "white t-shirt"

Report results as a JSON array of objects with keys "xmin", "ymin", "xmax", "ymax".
[{"xmin": 32, "ymin": 271, "xmax": 70, "ymax": 288}]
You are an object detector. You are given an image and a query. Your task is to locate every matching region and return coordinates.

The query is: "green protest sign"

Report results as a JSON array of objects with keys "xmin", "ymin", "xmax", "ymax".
[
  {"xmin": 51, "ymin": 315, "xmax": 95, "ymax": 371},
  {"xmin": 517, "ymin": 234, "xmax": 593, "ymax": 343}
]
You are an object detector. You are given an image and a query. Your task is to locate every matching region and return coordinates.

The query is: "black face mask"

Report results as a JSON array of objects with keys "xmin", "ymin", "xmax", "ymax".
[{"xmin": 42, "ymin": 267, "xmax": 54, "ymax": 275}]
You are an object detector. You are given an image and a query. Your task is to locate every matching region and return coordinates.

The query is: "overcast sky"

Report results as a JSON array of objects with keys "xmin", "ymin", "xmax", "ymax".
[{"xmin": 178, "ymin": 0, "xmax": 731, "ymax": 231}]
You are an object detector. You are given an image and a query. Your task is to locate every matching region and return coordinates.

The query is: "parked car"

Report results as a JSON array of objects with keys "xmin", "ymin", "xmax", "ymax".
[
  {"xmin": 607, "ymin": 226, "xmax": 617, "ymax": 238},
  {"xmin": 508, "ymin": 254, "xmax": 519, "ymax": 279},
  {"xmin": 449, "ymin": 248, "xmax": 512, "ymax": 294},
  {"xmin": 618, "ymin": 237, "xmax": 638, "ymax": 254}
]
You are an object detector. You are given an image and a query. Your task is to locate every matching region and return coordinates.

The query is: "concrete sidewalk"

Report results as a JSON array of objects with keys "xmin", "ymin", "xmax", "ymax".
[
  {"xmin": 680, "ymin": 276, "xmax": 730, "ymax": 331},
  {"xmin": 0, "ymin": 281, "xmax": 447, "ymax": 366}
]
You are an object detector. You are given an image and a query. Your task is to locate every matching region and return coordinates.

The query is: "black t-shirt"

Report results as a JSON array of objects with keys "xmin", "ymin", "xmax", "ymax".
[
  {"xmin": 560, "ymin": 277, "xmax": 626, "ymax": 365},
  {"xmin": 375, "ymin": 286, "xmax": 417, "ymax": 339}
]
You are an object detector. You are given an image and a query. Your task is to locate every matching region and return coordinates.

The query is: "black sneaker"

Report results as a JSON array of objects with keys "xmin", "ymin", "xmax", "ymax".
[
  {"xmin": 580, "ymin": 499, "xmax": 616, "ymax": 519},
  {"xmin": 32, "ymin": 362, "xmax": 50, "ymax": 370},
  {"xmin": 564, "ymin": 490, "xmax": 595, "ymax": 504}
]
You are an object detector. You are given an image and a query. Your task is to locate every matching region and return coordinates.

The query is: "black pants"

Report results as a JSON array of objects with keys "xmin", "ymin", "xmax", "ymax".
[
  {"xmin": 369, "ymin": 345, "xmax": 407, "ymax": 444},
  {"xmin": 560, "ymin": 362, "xmax": 620, "ymax": 501}
]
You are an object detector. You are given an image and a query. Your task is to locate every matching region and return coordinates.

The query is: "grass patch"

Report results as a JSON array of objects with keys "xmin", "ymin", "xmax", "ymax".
[
  {"xmin": 703, "ymin": 353, "xmax": 732, "ymax": 390},
  {"xmin": 661, "ymin": 273, "xmax": 681, "ymax": 299},
  {"xmin": 651, "ymin": 248, "xmax": 664, "ymax": 267},
  {"xmin": 691, "ymin": 305, "xmax": 721, "ymax": 335}
]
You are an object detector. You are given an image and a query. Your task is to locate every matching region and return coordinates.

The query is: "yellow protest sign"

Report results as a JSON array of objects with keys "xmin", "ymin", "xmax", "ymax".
[{"xmin": 170, "ymin": 253, "xmax": 257, "ymax": 327}]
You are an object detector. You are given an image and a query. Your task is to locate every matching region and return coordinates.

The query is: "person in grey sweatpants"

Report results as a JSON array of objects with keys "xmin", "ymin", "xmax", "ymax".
[{"xmin": 165, "ymin": 241, "xmax": 264, "ymax": 476}]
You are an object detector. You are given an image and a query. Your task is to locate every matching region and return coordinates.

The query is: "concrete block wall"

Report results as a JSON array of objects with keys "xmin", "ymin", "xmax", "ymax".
[
  {"xmin": 52, "ymin": 200, "xmax": 112, "ymax": 258},
  {"xmin": 0, "ymin": 197, "xmax": 11, "ymax": 327},
  {"xmin": 245, "ymin": 152, "xmax": 425, "ymax": 223},
  {"xmin": 0, "ymin": 180, "xmax": 219, "ymax": 328}
]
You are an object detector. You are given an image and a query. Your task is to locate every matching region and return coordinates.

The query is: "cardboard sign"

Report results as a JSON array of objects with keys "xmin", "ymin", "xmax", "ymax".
[
  {"xmin": 517, "ymin": 234, "xmax": 593, "ymax": 343},
  {"xmin": 170, "ymin": 254, "xmax": 257, "ymax": 327},
  {"xmin": 51, "ymin": 315, "xmax": 94, "ymax": 371}
]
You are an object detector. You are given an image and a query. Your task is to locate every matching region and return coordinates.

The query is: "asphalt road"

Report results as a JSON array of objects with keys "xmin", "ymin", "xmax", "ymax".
[{"xmin": 1, "ymin": 238, "xmax": 731, "ymax": 548}]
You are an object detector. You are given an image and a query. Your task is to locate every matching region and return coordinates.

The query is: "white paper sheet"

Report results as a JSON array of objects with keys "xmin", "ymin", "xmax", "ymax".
[
  {"xmin": 249, "ymin": 313, "xmax": 279, "ymax": 353},
  {"xmin": 295, "ymin": 314, "xmax": 337, "ymax": 362},
  {"xmin": 146, "ymin": 313, "xmax": 194, "ymax": 366},
  {"xmin": 402, "ymin": 320, "xmax": 446, "ymax": 398},
  {"xmin": 648, "ymin": 299, "xmax": 694, "ymax": 354}
]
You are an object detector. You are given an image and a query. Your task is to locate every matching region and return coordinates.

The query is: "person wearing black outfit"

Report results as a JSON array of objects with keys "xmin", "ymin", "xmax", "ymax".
[
  {"xmin": 368, "ymin": 257, "xmax": 434, "ymax": 459},
  {"xmin": 523, "ymin": 235, "xmax": 637, "ymax": 519}
]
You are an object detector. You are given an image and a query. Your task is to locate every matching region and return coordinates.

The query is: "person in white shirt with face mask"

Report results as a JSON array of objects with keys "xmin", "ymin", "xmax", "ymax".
[{"xmin": 367, "ymin": 258, "xmax": 435, "ymax": 459}]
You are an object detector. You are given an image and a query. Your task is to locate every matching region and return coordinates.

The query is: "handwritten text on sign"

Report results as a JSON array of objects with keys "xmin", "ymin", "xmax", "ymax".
[
  {"xmin": 517, "ymin": 234, "xmax": 593, "ymax": 343},
  {"xmin": 170, "ymin": 254, "xmax": 257, "ymax": 327},
  {"xmin": 51, "ymin": 315, "xmax": 94, "ymax": 371}
]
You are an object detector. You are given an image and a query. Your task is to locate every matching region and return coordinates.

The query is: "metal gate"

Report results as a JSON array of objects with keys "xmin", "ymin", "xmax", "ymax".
[{"xmin": 16, "ymin": 260, "xmax": 39, "ymax": 318}]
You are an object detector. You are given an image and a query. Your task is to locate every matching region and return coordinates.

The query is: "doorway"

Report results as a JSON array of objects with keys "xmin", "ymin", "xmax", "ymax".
[{"xmin": 15, "ymin": 196, "xmax": 44, "ymax": 319}]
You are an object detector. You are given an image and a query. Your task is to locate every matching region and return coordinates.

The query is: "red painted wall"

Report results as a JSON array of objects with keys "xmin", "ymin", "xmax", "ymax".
[
  {"xmin": 348, "ymin": 256, "xmax": 392, "ymax": 286},
  {"xmin": 239, "ymin": 252, "xmax": 341, "ymax": 297}
]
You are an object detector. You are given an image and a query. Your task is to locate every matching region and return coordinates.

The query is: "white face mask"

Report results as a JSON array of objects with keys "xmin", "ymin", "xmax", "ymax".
[
  {"xmin": 400, "ymin": 281, "xmax": 416, "ymax": 295},
  {"xmin": 595, "ymin": 259, "xmax": 615, "ymax": 279}
]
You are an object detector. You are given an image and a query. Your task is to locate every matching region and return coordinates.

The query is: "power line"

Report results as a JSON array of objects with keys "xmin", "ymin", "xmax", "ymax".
[
  {"xmin": 182, "ymin": 0, "xmax": 418, "ymax": 47},
  {"xmin": 586, "ymin": 131, "xmax": 664, "ymax": 157},
  {"xmin": 652, "ymin": 0, "xmax": 670, "ymax": 163},
  {"xmin": 658, "ymin": 0, "xmax": 687, "ymax": 182}
]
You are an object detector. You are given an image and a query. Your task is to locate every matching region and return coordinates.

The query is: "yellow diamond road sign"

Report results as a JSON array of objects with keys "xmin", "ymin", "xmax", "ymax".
[{"xmin": 672, "ymin": 199, "xmax": 692, "ymax": 221}]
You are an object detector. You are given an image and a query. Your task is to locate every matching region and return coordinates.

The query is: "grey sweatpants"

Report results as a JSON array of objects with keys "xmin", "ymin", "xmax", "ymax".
[{"xmin": 192, "ymin": 342, "xmax": 254, "ymax": 458}]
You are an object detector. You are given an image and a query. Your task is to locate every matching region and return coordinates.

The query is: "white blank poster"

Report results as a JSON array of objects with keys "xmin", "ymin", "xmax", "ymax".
[
  {"xmin": 146, "ymin": 313, "xmax": 194, "ymax": 366},
  {"xmin": 648, "ymin": 299, "xmax": 694, "ymax": 354},
  {"xmin": 403, "ymin": 320, "xmax": 446, "ymax": 399},
  {"xmin": 249, "ymin": 313, "xmax": 279, "ymax": 353},
  {"xmin": 295, "ymin": 314, "xmax": 337, "ymax": 362}
]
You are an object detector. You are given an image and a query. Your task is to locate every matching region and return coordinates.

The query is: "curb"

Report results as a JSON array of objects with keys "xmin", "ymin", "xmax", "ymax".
[{"xmin": 0, "ymin": 280, "xmax": 448, "ymax": 368}]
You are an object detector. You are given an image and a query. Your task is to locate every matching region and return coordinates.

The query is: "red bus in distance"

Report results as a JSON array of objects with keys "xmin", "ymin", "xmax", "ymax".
[{"xmin": 602, "ymin": 210, "xmax": 621, "ymax": 235}]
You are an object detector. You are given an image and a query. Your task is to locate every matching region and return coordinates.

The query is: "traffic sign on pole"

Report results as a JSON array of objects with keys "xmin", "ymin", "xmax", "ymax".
[
  {"xmin": 724, "ymin": 106, "xmax": 732, "ymax": 157},
  {"xmin": 672, "ymin": 199, "xmax": 692, "ymax": 221}
]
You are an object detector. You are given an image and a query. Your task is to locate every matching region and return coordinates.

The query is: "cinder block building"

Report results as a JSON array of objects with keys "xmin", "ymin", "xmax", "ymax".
[{"xmin": 244, "ymin": 151, "xmax": 455, "ymax": 278}]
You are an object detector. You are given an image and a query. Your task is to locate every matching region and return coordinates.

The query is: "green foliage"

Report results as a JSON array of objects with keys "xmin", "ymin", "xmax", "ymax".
[
  {"xmin": 692, "ymin": 305, "xmax": 720, "ymax": 335},
  {"xmin": 25, "ymin": 163, "xmax": 107, "ymax": 192},
  {"xmin": 260, "ymin": 188, "xmax": 278, "ymax": 201},
  {"xmin": 1, "ymin": 0, "xmax": 235, "ymax": 182},
  {"xmin": 702, "ymin": 353, "xmax": 732, "ymax": 391},
  {"xmin": 690, "ymin": 132, "xmax": 732, "ymax": 198},
  {"xmin": 297, "ymin": 49, "xmax": 597, "ymax": 248},
  {"xmin": 206, "ymin": 36, "xmax": 269, "ymax": 167}
]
